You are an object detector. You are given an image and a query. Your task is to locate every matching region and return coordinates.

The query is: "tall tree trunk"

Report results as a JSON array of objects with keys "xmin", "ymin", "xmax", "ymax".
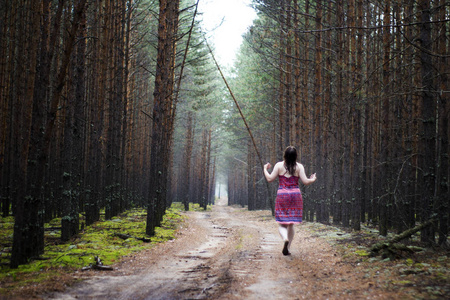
[
  {"xmin": 146, "ymin": 0, "xmax": 180, "ymax": 236},
  {"xmin": 209, "ymin": 156, "xmax": 216, "ymax": 205},
  {"xmin": 418, "ymin": 0, "xmax": 436, "ymax": 245},
  {"xmin": 300, "ymin": 0, "xmax": 310, "ymax": 163},
  {"xmin": 333, "ymin": 0, "xmax": 344, "ymax": 225},
  {"xmin": 285, "ymin": 0, "xmax": 293, "ymax": 144},
  {"xmin": 0, "ymin": 0, "xmax": 14, "ymax": 217},
  {"xmin": 436, "ymin": 0, "xmax": 448, "ymax": 246},
  {"xmin": 341, "ymin": 1, "xmax": 351, "ymax": 228},
  {"xmin": 85, "ymin": 0, "xmax": 105, "ymax": 226},
  {"xmin": 121, "ymin": 0, "xmax": 133, "ymax": 207},
  {"xmin": 11, "ymin": 0, "xmax": 87, "ymax": 268},
  {"xmin": 204, "ymin": 128, "xmax": 212, "ymax": 208},
  {"xmin": 182, "ymin": 112, "xmax": 194, "ymax": 210},
  {"xmin": 319, "ymin": 0, "xmax": 332, "ymax": 224},
  {"xmin": 312, "ymin": 0, "xmax": 323, "ymax": 222},
  {"xmin": 61, "ymin": 6, "xmax": 86, "ymax": 241},
  {"xmin": 293, "ymin": 0, "xmax": 301, "ymax": 148},
  {"xmin": 278, "ymin": 0, "xmax": 286, "ymax": 150},
  {"xmin": 247, "ymin": 139, "xmax": 255, "ymax": 210},
  {"xmin": 379, "ymin": 0, "xmax": 391, "ymax": 237},
  {"xmin": 10, "ymin": 0, "xmax": 42, "ymax": 267}
]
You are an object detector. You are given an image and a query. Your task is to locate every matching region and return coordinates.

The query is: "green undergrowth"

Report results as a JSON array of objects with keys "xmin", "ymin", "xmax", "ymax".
[
  {"xmin": 188, "ymin": 202, "xmax": 213, "ymax": 211},
  {"xmin": 0, "ymin": 203, "xmax": 186, "ymax": 295}
]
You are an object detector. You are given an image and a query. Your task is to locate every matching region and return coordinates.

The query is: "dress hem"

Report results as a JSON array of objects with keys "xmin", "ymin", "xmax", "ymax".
[{"xmin": 276, "ymin": 221, "xmax": 302, "ymax": 224}]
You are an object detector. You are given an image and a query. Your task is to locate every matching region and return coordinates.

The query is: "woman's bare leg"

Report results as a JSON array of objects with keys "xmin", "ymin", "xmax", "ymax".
[
  {"xmin": 278, "ymin": 224, "xmax": 291, "ymax": 255},
  {"xmin": 278, "ymin": 224, "xmax": 288, "ymax": 241},
  {"xmin": 287, "ymin": 224, "xmax": 295, "ymax": 250}
]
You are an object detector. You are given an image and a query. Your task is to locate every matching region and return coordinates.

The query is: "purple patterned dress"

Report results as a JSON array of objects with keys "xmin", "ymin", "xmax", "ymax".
[{"xmin": 275, "ymin": 175, "xmax": 303, "ymax": 224}]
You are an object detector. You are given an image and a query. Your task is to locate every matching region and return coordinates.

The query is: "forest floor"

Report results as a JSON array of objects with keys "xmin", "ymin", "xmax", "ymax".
[{"xmin": 6, "ymin": 197, "xmax": 450, "ymax": 299}]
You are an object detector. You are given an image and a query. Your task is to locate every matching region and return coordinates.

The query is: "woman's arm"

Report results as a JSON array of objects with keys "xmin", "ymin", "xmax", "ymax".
[
  {"xmin": 298, "ymin": 163, "xmax": 316, "ymax": 185},
  {"xmin": 264, "ymin": 162, "xmax": 281, "ymax": 182}
]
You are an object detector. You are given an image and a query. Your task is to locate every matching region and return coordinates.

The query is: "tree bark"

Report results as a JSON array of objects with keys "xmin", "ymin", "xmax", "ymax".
[
  {"xmin": 11, "ymin": 0, "xmax": 87, "ymax": 268},
  {"xmin": 436, "ymin": 0, "xmax": 449, "ymax": 246},
  {"xmin": 418, "ymin": 0, "xmax": 436, "ymax": 245},
  {"xmin": 379, "ymin": 0, "xmax": 391, "ymax": 237},
  {"xmin": 147, "ymin": 0, "xmax": 180, "ymax": 236}
]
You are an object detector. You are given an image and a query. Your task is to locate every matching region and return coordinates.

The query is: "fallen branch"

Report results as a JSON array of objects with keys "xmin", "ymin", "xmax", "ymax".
[
  {"xmin": 81, "ymin": 256, "xmax": 113, "ymax": 271},
  {"xmin": 370, "ymin": 217, "xmax": 437, "ymax": 258},
  {"xmin": 114, "ymin": 232, "xmax": 151, "ymax": 243},
  {"xmin": 44, "ymin": 227, "xmax": 62, "ymax": 231},
  {"xmin": 204, "ymin": 37, "xmax": 274, "ymax": 215}
]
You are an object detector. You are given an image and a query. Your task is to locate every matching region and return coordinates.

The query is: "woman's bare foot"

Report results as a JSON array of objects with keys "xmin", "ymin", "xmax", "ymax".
[{"xmin": 282, "ymin": 241, "xmax": 290, "ymax": 256}]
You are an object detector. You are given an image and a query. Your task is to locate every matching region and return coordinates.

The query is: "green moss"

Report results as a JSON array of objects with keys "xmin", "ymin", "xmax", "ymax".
[
  {"xmin": 188, "ymin": 203, "xmax": 212, "ymax": 211},
  {"xmin": 0, "ymin": 203, "xmax": 185, "ymax": 294},
  {"xmin": 171, "ymin": 202, "xmax": 184, "ymax": 210},
  {"xmin": 0, "ymin": 217, "xmax": 14, "ymax": 237},
  {"xmin": 355, "ymin": 249, "xmax": 370, "ymax": 256},
  {"xmin": 189, "ymin": 203, "xmax": 202, "ymax": 211},
  {"xmin": 392, "ymin": 280, "xmax": 413, "ymax": 286},
  {"xmin": 0, "ymin": 216, "xmax": 14, "ymax": 223}
]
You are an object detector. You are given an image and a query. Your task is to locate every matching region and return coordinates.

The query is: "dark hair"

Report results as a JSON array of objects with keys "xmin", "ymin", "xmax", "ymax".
[{"xmin": 283, "ymin": 146, "xmax": 297, "ymax": 176}]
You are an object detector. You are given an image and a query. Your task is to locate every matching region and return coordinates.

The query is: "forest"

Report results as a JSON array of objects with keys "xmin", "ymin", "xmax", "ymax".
[{"xmin": 0, "ymin": 0, "xmax": 448, "ymax": 272}]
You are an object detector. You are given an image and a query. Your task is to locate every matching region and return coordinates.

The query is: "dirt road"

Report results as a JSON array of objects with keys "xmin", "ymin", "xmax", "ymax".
[{"xmin": 45, "ymin": 198, "xmax": 404, "ymax": 299}]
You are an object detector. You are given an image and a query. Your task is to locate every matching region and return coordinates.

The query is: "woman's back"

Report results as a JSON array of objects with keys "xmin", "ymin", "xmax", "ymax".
[
  {"xmin": 275, "ymin": 161, "xmax": 302, "ymax": 178},
  {"xmin": 278, "ymin": 174, "xmax": 299, "ymax": 189}
]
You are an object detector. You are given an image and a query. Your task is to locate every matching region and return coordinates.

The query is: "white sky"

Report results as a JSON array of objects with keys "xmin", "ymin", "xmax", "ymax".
[{"xmin": 198, "ymin": 0, "xmax": 257, "ymax": 67}]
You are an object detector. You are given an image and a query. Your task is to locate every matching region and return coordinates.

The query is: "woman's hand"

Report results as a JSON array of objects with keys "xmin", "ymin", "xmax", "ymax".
[
  {"xmin": 264, "ymin": 162, "xmax": 277, "ymax": 182},
  {"xmin": 299, "ymin": 164, "xmax": 316, "ymax": 185}
]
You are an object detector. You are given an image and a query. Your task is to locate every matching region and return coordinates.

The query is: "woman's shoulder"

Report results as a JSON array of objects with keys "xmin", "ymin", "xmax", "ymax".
[{"xmin": 274, "ymin": 161, "xmax": 284, "ymax": 172}]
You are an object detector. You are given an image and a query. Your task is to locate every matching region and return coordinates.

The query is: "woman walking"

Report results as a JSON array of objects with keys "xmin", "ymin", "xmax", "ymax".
[{"xmin": 263, "ymin": 146, "xmax": 317, "ymax": 255}]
